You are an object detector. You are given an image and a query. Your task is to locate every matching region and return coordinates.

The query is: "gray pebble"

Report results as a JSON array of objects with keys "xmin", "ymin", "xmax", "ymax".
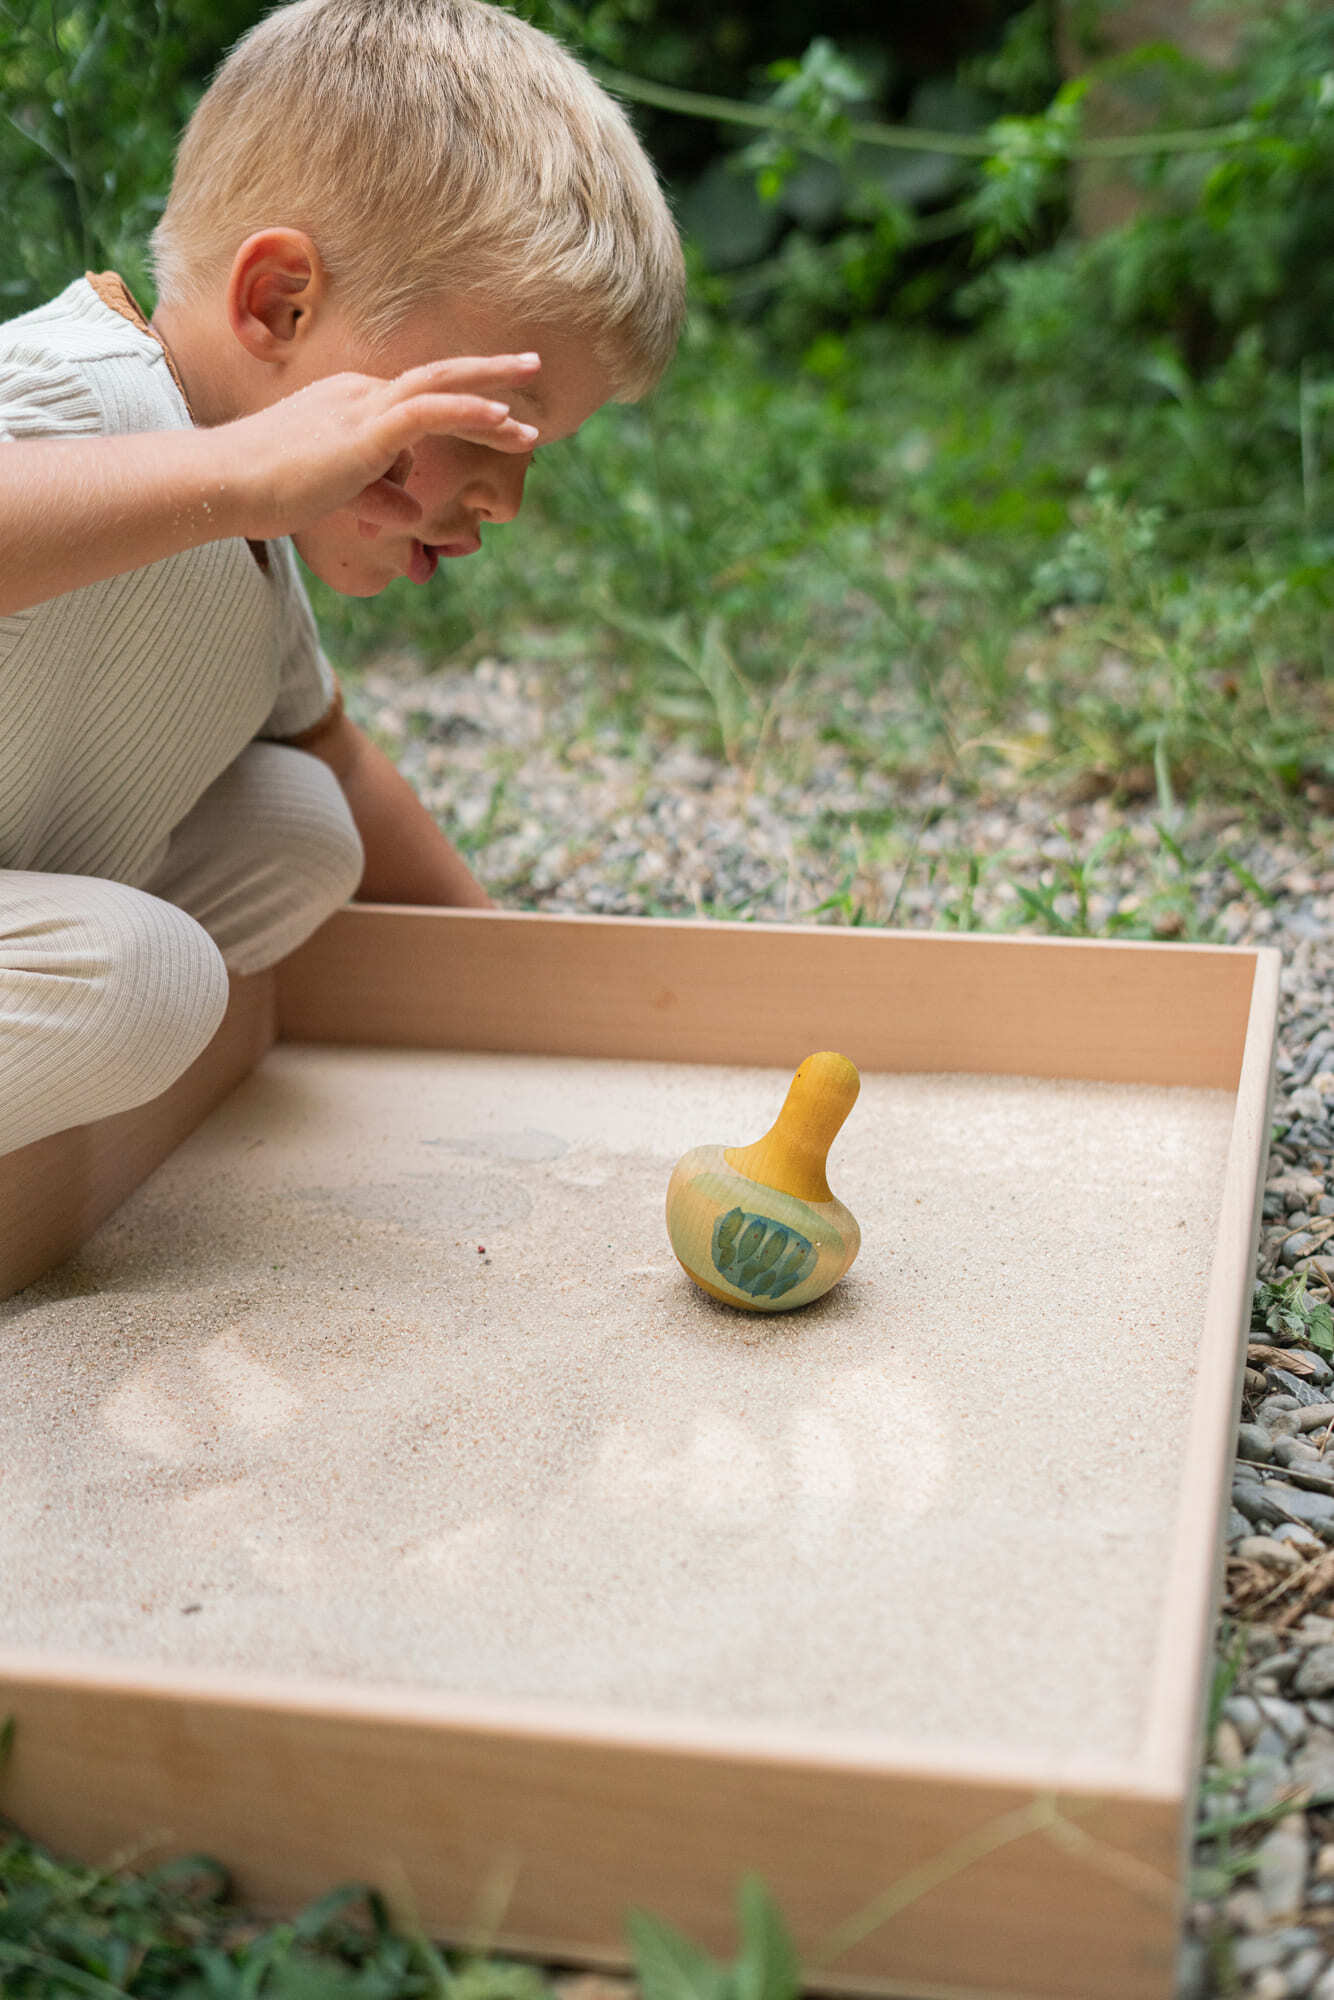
[
  {"xmin": 1293, "ymin": 1736, "xmax": 1334, "ymax": 1802},
  {"xmin": 1242, "ymin": 1423, "xmax": 1278, "ymax": 1461},
  {"xmin": 1229, "ymin": 1504, "xmax": 1256, "ymax": 1540},
  {"xmin": 1236, "ymin": 1934, "xmax": 1290, "ymax": 1977},
  {"xmin": 1225, "ymin": 1694, "xmax": 1264, "ymax": 1747},
  {"xmin": 1276, "ymin": 1435, "xmax": 1327, "ymax": 1466},
  {"xmin": 1257, "ymin": 1814, "xmax": 1310, "ymax": 1923},
  {"xmin": 1297, "ymin": 1403, "xmax": 1334, "ymax": 1431},
  {"xmin": 1288, "ymin": 1948, "xmax": 1325, "ymax": 1999},
  {"xmin": 1307, "ymin": 1699, "xmax": 1334, "ymax": 1728},
  {"xmin": 1271, "ymin": 1368, "xmax": 1334, "ymax": 1406},
  {"xmin": 1249, "ymin": 1744, "xmax": 1294, "ymax": 1813},
  {"xmin": 1312, "ymin": 1962, "xmax": 1334, "ymax": 2000},
  {"xmin": 1260, "ymin": 1694, "xmax": 1310, "ymax": 1743},
  {"xmin": 1235, "ymin": 1481, "xmax": 1334, "ymax": 1534},
  {"xmin": 1285, "ymin": 1233, "xmax": 1319, "ymax": 1261},
  {"xmin": 1274, "ymin": 1522, "xmax": 1325, "ymax": 1551},
  {"xmin": 1297, "ymin": 1647, "xmax": 1334, "ymax": 1697}
]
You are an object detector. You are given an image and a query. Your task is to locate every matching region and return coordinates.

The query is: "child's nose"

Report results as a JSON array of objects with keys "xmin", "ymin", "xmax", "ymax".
[{"xmin": 471, "ymin": 455, "xmax": 530, "ymax": 524}]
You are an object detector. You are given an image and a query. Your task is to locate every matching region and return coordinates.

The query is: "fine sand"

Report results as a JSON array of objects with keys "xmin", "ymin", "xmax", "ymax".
[{"xmin": 1, "ymin": 1047, "xmax": 1236, "ymax": 1771}]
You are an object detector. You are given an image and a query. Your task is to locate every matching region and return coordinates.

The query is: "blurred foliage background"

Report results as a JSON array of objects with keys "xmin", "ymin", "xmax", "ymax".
[{"xmin": 1, "ymin": 0, "xmax": 1333, "ymax": 816}]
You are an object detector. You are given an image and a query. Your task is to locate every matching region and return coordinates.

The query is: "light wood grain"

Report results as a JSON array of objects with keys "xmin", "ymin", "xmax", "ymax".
[
  {"xmin": 0, "ymin": 973, "xmax": 275, "ymax": 1300},
  {"xmin": 277, "ymin": 907, "xmax": 1257, "ymax": 1087},
  {"xmin": 0, "ymin": 1653, "xmax": 1182, "ymax": 2000},
  {"xmin": 1141, "ymin": 947, "xmax": 1281, "ymax": 1799},
  {"xmin": 0, "ymin": 913, "xmax": 1282, "ymax": 1999}
]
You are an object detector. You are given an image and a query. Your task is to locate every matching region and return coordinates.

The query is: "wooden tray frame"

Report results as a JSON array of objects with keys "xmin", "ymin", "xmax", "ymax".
[{"xmin": 0, "ymin": 908, "xmax": 1281, "ymax": 2000}]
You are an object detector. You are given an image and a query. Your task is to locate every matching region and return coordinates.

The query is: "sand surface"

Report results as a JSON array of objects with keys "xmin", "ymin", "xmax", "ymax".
[{"xmin": 0, "ymin": 1047, "xmax": 1236, "ymax": 1770}]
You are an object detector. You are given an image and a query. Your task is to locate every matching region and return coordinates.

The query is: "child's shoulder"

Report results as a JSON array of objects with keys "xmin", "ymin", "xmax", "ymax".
[
  {"xmin": 1, "ymin": 275, "xmax": 159, "ymax": 366},
  {"xmin": 0, "ymin": 275, "xmax": 184, "ymax": 440}
]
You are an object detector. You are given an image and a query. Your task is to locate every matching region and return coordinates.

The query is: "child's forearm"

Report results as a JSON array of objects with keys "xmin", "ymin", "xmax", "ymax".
[
  {"xmin": 306, "ymin": 714, "xmax": 494, "ymax": 908},
  {"xmin": 0, "ymin": 429, "xmax": 243, "ymax": 615}
]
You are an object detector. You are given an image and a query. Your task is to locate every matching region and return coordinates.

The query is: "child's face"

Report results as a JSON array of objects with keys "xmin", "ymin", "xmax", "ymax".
[{"xmin": 293, "ymin": 297, "xmax": 620, "ymax": 596}]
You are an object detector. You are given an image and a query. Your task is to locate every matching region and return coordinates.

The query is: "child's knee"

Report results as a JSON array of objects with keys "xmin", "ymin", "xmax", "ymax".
[
  {"xmin": 0, "ymin": 875, "xmax": 228, "ymax": 1153},
  {"xmin": 259, "ymin": 743, "xmax": 364, "ymax": 910},
  {"xmin": 144, "ymin": 742, "xmax": 363, "ymax": 975}
]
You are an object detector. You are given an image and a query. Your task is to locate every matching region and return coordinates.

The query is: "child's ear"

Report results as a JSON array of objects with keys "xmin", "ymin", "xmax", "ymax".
[{"xmin": 227, "ymin": 229, "xmax": 327, "ymax": 360}]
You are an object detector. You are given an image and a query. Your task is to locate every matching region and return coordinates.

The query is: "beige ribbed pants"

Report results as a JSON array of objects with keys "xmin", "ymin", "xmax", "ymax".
[{"xmin": 0, "ymin": 743, "xmax": 363, "ymax": 1156}]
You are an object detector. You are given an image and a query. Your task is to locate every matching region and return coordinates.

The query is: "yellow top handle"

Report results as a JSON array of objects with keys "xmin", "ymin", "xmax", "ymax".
[{"xmin": 724, "ymin": 1052, "xmax": 860, "ymax": 1204}]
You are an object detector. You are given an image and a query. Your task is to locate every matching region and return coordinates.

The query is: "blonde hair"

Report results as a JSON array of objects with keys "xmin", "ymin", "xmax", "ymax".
[{"xmin": 150, "ymin": 0, "xmax": 685, "ymax": 396}]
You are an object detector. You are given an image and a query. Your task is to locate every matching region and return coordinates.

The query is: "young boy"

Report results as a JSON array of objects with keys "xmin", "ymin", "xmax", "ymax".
[{"xmin": 0, "ymin": 0, "xmax": 684, "ymax": 1157}]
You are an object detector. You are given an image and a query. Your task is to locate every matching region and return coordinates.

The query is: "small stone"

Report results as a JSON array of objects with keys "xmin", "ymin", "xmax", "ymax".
[
  {"xmin": 1316, "ymin": 1842, "xmax": 1334, "ymax": 1881},
  {"xmin": 1285, "ymin": 1233, "xmax": 1319, "ymax": 1262},
  {"xmin": 1257, "ymin": 1814, "xmax": 1310, "ymax": 1923},
  {"xmin": 1239, "ymin": 1481, "xmax": 1334, "ymax": 1535},
  {"xmin": 1276, "ymin": 1523, "xmax": 1326, "ymax": 1552},
  {"xmin": 1295, "ymin": 1747, "xmax": 1334, "ymax": 1807},
  {"xmin": 1231, "ymin": 1504, "xmax": 1257, "ymax": 1540},
  {"xmin": 1287, "ymin": 1946, "xmax": 1325, "ymax": 1997},
  {"xmin": 1260, "ymin": 1694, "xmax": 1310, "ymax": 1743},
  {"xmin": 1296, "ymin": 1646, "xmax": 1334, "ymax": 1697},
  {"xmin": 1228, "ymin": 1884, "xmax": 1270, "ymax": 1933},
  {"xmin": 1239, "ymin": 1535, "xmax": 1305, "ymax": 1570},
  {"xmin": 1276, "ymin": 1435, "xmax": 1327, "ymax": 1466},
  {"xmin": 1212, "ymin": 1717, "xmax": 1246, "ymax": 1769},
  {"xmin": 1271, "ymin": 1367, "xmax": 1334, "ymax": 1406},
  {"xmin": 1242, "ymin": 1424, "xmax": 1278, "ymax": 1462},
  {"xmin": 1225, "ymin": 1694, "xmax": 1264, "ymax": 1747},
  {"xmin": 1248, "ymin": 1743, "xmax": 1292, "ymax": 1813},
  {"xmin": 1298, "ymin": 1403, "xmax": 1334, "ymax": 1432},
  {"xmin": 1234, "ymin": 1934, "xmax": 1289, "ymax": 1976},
  {"xmin": 1312, "ymin": 1963, "xmax": 1334, "ymax": 2000},
  {"xmin": 1253, "ymin": 1966, "xmax": 1290, "ymax": 2000}
]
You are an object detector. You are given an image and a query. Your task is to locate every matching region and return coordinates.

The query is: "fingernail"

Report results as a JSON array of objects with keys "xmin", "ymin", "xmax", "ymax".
[
  {"xmin": 517, "ymin": 352, "xmax": 540, "ymax": 365},
  {"xmin": 514, "ymin": 422, "xmax": 539, "ymax": 441}
]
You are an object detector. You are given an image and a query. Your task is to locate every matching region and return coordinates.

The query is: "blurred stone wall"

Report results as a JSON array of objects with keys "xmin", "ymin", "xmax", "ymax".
[{"xmin": 1058, "ymin": 0, "xmax": 1249, "ymax": 234}]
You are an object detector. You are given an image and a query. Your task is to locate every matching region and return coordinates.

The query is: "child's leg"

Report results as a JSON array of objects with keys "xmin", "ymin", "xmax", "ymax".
[
  {"xmin": 0, "ymin": 871, "xmax": 228, "ymax": 1155},
  {"xmin": 141, "ymin": 741, "xmax": 364, "ymax": 975}
]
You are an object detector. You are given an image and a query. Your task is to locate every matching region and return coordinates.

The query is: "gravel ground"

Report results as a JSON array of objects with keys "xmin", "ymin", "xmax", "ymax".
[{"xmin": 348, "ymin": 654, "xmax": 1334, "ymax": 2000}]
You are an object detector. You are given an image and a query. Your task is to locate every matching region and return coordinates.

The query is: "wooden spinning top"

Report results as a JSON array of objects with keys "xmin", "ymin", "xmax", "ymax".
[{"xmin": 666, "ymin": 1052, "xmax": 861, "ymax": 1312}]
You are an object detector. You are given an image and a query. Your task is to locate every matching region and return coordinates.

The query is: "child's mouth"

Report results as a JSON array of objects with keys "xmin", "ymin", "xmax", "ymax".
[{"xmin": 408, "ymin": 537, "xmax": 481, "ymax": 584}]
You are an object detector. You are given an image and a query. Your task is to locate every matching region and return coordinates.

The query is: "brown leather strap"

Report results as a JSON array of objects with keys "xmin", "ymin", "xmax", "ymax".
[{"xmin": 86, "ymin": 270, "xmax": 269, "ymax": 574}]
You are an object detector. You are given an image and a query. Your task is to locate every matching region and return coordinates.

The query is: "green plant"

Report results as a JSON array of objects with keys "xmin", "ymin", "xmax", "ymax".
[
  {"xmin": 1252, "ymin": 1272, "xmax": 1334, "ymax": 1357},
  {"xmin": 627, "ymin": 1876, "xmax": 799, "ymax": 2000}
]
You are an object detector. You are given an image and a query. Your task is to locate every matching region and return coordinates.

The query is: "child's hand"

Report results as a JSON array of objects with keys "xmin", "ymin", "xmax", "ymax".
[{"xmin": 211, "ymin": 354, "xmax": 542, "ymax": 542}]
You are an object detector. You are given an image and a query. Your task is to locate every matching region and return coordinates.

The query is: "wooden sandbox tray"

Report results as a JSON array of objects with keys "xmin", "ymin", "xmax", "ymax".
[{"xmin": 0, "ymin": 908, "xmax": 1280, "ymax": 2000}]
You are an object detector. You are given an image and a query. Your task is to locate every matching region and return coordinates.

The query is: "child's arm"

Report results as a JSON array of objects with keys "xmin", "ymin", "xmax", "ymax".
[
  {"xmin": 304, "ymin": 706, "xmax": 493, "ymax": 908},
  {"xmin": 0, "ymin": 355, "xmax": 539, "ymax": 616}
]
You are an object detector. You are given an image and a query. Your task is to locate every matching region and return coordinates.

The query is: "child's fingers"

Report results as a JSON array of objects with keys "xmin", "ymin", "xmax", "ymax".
[
  {"xmin": 353, "ymin": 473, "xmax": 425, "ymax": 530},
  {"xmin": 398, "ymin": 353, "xmax": 542, "ymax": 398},
  {"xmin": 388, "ymin": 393, "xmax": 540, "ymax": 452}
]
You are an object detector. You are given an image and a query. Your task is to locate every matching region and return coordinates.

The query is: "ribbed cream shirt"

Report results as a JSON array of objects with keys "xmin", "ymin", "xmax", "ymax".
[{"xmin": 0, "ymin": 274, "xmax": 338, "ymax": 888}]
